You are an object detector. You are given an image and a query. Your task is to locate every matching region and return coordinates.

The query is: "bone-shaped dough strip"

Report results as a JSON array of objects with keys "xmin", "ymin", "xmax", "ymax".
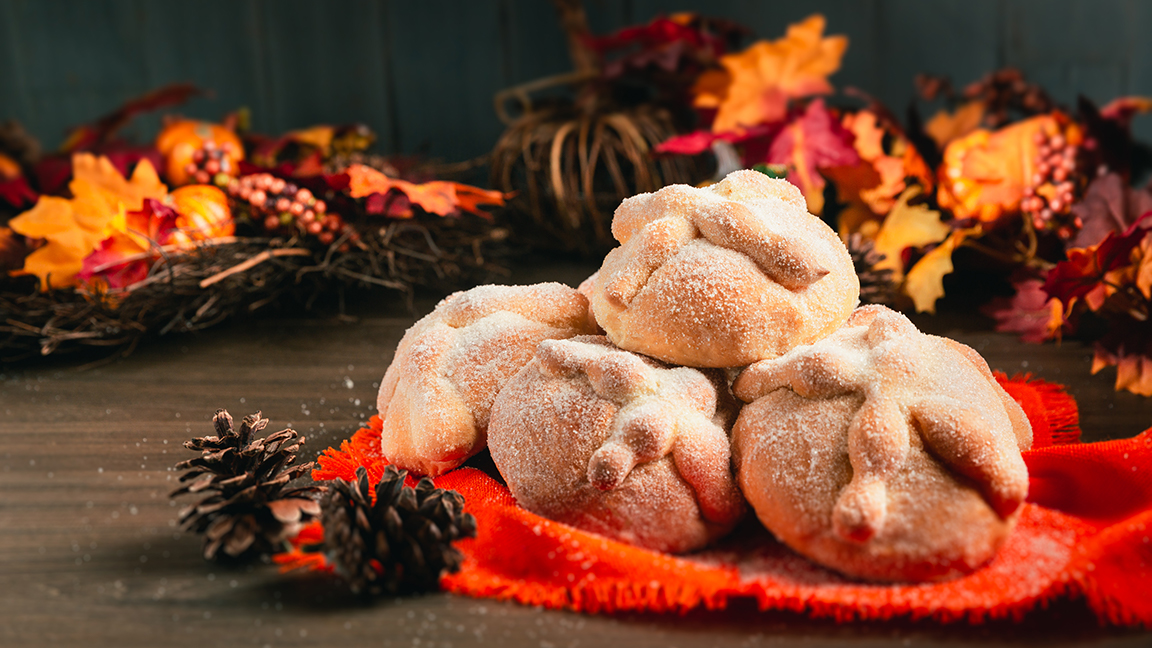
[{"xmin": 692, "ymin": 200, "xmax": 829, "ymax": 290}]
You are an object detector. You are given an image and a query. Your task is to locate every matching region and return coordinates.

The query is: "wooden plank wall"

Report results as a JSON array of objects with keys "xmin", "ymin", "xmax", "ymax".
[{"xmin": 1, "ymin": 0, "xmax": 1149, "ymax": 166}]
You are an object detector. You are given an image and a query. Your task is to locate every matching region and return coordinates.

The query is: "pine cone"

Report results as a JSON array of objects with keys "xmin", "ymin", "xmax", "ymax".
[
  {"xmin": 848, "ymin": 232, "xmax": 898, "ymax": 306},
  {"xmin": 0, "ymin": 119, "xmax": 41, "ymax": 169},
  {"xmin": 321, "ymin": 465, "xmax": 477, "ymax": 595},
  {"xmin": 172, "ymin": 410, "xmax": 323, "ymax": 561}
]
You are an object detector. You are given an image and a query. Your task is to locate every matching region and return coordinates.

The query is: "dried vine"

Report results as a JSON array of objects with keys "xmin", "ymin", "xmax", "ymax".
[{"xmin": 0, "ymin": 215, "xmax": 508, "ymax": 362}]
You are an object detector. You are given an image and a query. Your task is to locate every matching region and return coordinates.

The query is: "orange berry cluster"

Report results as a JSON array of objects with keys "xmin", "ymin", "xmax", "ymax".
[
  {"xmin": 224, "ymin": 173, "xmax": 355, "ymax": 246},
  {"xmin": 186, "ymin": 141, "xmax": 238, "ymax": 186},
  {"xmin": 1022, "ymin": 130, "xmax": 1082, "ymax": 239}
]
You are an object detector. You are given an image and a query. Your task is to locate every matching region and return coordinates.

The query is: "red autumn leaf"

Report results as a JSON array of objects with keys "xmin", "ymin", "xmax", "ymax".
[
  {"xmin": 1099, "ymin": 96, "xmax": 1152, "ymax": 132},
  {"xmin": 76, "ymin": 232, "xmax": 150, "ymax": 289},
  {"xmin": 588, "ymin": 16, "xmax": 711, "ymax": 55},
  {"xmin": 656, "ymin": 123, "xmax": 776, "ymax": 156},
  {"xmin": 1068, "ymin": 172, "xmax": 1152, "ymax": 249},
  {"xmin": 656, "ymin": 130, "xmax": 721, "ymax": 155},
  {"xmin": 125, "ymin": 198, "xmax": 181, "ymax": 246},
  {"xmin": 981, "ymin": 277, "xmax": 1067, "ymax": 343},
  {"xmin": 1044, "ymin": 212, "xmax": 1152, "ymax": 309},
  {"xmin": 60, "ymin": 83, "xmax": 201, "ymax": 153},
  {"xmin": 587, "ymin": 14, "xmax": 744, "ymax": 79},
  {"xmin": 73, "ymin": 198, "xmax": 183, "ymax": 290},
  {"xmin": 762, "ymin": 99, "xmax": 859, "ymax": 214},
  {"xmin": 0, "ymin": 176, "xmax": 38, "ymax": 207}
]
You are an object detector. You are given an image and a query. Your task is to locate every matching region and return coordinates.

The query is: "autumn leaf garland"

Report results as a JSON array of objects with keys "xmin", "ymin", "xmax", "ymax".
[
  {"xmin": 4, "ymin": 156, "xmax": 508, "ymax": 295},
  {"xmin": 649, "ymin": 12, "xmax": 1152, "ymax": 395}
]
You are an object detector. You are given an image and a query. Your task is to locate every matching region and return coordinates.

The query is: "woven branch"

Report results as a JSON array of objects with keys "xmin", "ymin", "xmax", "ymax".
[{"xmin": 0, "ymin": 215, "xmax": 509, "ymax": 362}]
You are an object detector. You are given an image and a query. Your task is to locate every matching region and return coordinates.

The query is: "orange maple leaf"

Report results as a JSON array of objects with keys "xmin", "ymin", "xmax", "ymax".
[
  {"xmin": 694, "ymin": 14, "xmax": 847, "ymax": 133},
  {"xmin": 345, "ymin": 164, "xmax": 505, "ymax": 218},
  {"xmin": 936, "ymin": 114, "xmax": 1081, "ymax": 223},
  {"xmin": 1135, "ymin": 235, "xmax": 1152, "ymax": 299},
  {"xmin": 1092, "ymin": 345, "xmax": 1152, "ymax": 397},
  {"xmin": 826, "ymin": 111, "xmax": 936, "ymax": 239},
  {"xmin": 8, "ymin": 153, "xmax": 167, "ymax": 290}
]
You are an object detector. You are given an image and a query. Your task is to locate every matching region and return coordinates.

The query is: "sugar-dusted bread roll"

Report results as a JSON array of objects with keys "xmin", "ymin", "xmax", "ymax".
[
  {"xmin": 588, "ymin": 170, "xmax": 859, "ymax": 368},
  {"xmin": 377, "ymin": 283, "xmax": 598, "ymax": 476},
  {"xmin": 731, "ymin": 305, "xmax": 1032, "ymax": 582},
  {"xmin": 488, "ymin": 336, "xmax": 746, "ymax": 553}
]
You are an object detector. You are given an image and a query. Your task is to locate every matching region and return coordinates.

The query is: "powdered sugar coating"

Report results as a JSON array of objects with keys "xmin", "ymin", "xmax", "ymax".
[
  {"xmin": 377, "ymin": 283, "xmax": 598, "ymax": 476},
  {"xmin": 589, "ymin": 170, "xmax": 859, "ymax": 368},
  {"xmin": 489, "ymin": 336, "xmax": 746, "ymax": 554},
  {"xmin": 731, "ymin": 305, "xmax": 1033, "ymax": 582}
]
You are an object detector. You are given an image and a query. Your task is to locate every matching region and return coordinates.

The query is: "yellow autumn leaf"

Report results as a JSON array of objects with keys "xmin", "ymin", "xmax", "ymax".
[
  {"xmin": 694, "ymin": 14, "xmax": 847, "ymax": 133},
  {"xmin": 872, "ymin": 186, "xmax": 951, "ymax": 280},
  {"xmin": 8, "ymin": 154, "xmax": 167, "ymax": 290},
  {"xmin": 837, "ymin": 202, "xmax": 881, "ymax": 241},
  {"xmin": 287, "ymin": 125, "xmax": 336, "ymax": 155},
  {"xmin": 903, "ymin": 230, "xmax": 971, "ymax": 314}
]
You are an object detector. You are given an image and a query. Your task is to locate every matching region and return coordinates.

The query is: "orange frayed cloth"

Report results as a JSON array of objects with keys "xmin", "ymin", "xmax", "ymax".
[{"xmin": 278, "ymin": 375, "xmax": 1152, "ymax": 625}]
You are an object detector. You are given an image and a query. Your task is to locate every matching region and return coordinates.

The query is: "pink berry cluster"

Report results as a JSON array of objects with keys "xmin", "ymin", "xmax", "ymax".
[
  {"xmin": 1021, "ymin": 130, "xmax": 1082, "ymax": 239},
  {"xmin": 224, "ymin": 173, "xmax": 355, "ymax": 246},
  {"xmin": 186, "ymin": 142, "xmax": 237, "ymax": 186}
]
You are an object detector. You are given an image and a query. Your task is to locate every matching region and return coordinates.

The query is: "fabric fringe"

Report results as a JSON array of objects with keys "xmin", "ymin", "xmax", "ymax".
[
  {"xmin": 277, "ymin": 377, "xmax": 1152, "ymax": 627},
  {"xmin": 995, "ymin": 372, "xmax": 1081, "ymax": 447}
]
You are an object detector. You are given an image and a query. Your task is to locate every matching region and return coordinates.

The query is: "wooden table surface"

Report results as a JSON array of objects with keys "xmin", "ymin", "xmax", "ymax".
[{"xmin": 3, "ymin": 256, "xmax": 1151, "ymax": 647}]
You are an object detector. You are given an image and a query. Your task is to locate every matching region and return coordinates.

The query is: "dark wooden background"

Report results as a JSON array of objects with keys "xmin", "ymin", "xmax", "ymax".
[
  {"xmin": 4, "ymin": 2, "xmax": 1152, "ymax": 644},
  {"xmin": 3, "ymin": 0, "xmax": 1152, "ymax": 165},
  {"xmin": 2, "ymin": 256, "xmax": 1152, "ymax": 647}
]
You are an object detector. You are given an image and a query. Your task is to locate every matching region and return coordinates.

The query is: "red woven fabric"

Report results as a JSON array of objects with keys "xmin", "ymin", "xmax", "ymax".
[{"xmin": 280, "ymin": 375, "xmax": 1152, "ymax": 625}]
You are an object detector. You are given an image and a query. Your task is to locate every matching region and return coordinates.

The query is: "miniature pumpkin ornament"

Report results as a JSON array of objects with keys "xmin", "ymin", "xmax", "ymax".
[
  {"xmin": 166, "ymin": 184, "xmax": 234, "ymax": 248},
  {"xmin": 156, "ymin": 119, "xmax": 245, "ymax": 186}
]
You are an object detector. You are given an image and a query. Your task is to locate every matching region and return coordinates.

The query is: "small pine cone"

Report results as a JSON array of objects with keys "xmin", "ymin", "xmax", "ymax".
[
  {"xmin": 0, "ymin": 119, "xmax": 41, "ymax": 169},
  {"xmin": 848, "ymin": 232, "xmax": 898, "ymax": 307},
  {"xmin": 172, "ymin": 410, "xmax": 324, "ymax": 562},
  {"xmin": 321, "ymin": 465, "xmax": 477, "ymax": 595}
]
